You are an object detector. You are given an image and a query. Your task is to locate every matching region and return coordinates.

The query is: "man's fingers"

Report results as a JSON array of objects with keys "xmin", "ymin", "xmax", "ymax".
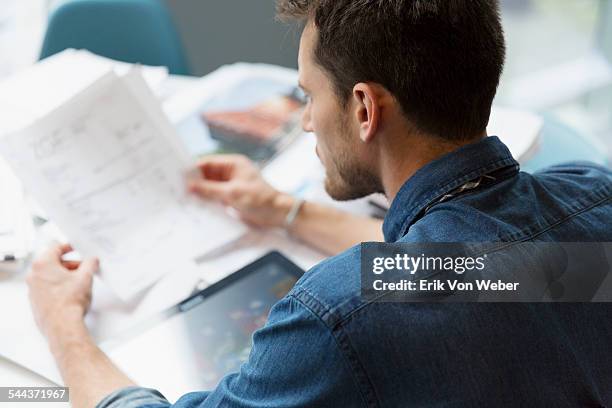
[
  {"xmin": 196, "ymin": 156, "xmax": 236, "ymax": 181},
  {"xmin": 77, "ymin": 257, "xmax": 99, "ymax": 276},
  {"xmin": 40, "ymin": 243, "xmax": 73, "ymax": 263},
  {"xmin": 201, "ymin": 161, "xmax": 231, "ymax": 181},
  {"xmin": 56, "ymin": 243, "xmax": 73, "ymax": 256},
  {"xmin": 189, "ymin": 179, "xmax": 234, "ymax": 202},
  {"xmin": 197, "ymin": 154, "xmax": 248, "ymax": 167},
  {"xmin": 196, "ymin": 154, "xmax": 251, "ymax": 181},
  {"xmin": 61, "ymin": 260, "xmax": 81, "ymax": 270}
]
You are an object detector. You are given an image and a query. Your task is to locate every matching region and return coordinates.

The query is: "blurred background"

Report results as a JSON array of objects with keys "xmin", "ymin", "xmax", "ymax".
[{"xmin": 1, "ymin": 0, "xmax": 610, "ymax": 159}]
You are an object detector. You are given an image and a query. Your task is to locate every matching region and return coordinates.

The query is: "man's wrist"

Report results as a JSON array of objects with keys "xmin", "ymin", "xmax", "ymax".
[
  {"xmin": 284, "ymin": 198, "xmax": 305, "ymax": 230},
  {"xmin": 272, "ymin": 193, "xmax": 297, "ymax": 228},
  {"xmin": 45, "ymin": 309, "xmax": 91, "ymax": 357}
]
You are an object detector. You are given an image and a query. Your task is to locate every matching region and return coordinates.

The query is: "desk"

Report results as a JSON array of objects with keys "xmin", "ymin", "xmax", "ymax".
[{"xmin": 0, "ymin": 75, "xmax": 608, "ymax": 408}]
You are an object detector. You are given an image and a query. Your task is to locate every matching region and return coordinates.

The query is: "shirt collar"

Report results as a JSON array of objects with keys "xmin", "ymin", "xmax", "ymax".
[{"xmin": 382, "ymin": 136, "xmax": 520, "ymax": 242}]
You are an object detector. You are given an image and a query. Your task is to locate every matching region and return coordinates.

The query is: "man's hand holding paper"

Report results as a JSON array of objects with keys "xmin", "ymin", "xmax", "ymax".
[
  {"xmin": 188, "ymin": 154, "xmax": 296, "ymax": 228},
  {"xmin": 27, "ymin": 243, "xmax": 97, "ymax": 339}
]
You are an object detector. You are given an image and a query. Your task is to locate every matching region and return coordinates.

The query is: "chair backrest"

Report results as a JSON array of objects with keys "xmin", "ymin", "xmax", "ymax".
[{"xmin": 40, "ymin": 0, "xmax": 190, "ymax": 75}]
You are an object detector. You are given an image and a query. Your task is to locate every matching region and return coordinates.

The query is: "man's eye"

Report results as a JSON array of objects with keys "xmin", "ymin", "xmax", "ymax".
[{"xmin": 293, "ymin": 87, "xmax": 310, "ymax": 105}]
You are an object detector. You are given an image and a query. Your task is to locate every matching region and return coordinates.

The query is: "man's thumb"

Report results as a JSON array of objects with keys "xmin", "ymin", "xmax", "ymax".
[{"xmin": 78, "ymin": 257, "xmax": 99, "ymax": 276}]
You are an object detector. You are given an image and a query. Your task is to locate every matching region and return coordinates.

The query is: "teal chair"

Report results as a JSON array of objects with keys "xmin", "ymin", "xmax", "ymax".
[{"xmin": 40, "ymin": 0, "xmax": 190, "ymax": 75}]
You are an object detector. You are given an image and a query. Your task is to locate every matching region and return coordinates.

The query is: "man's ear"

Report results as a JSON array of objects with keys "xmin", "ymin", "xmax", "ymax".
[{"xmin": 352, "ymin": 83, "xmax": 381, "ymax": 143}]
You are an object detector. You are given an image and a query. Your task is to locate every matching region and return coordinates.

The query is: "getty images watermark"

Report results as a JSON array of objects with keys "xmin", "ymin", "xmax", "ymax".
[{"xmin": 360, "ymin": 242, "xmax": 612, "ymax": 302}]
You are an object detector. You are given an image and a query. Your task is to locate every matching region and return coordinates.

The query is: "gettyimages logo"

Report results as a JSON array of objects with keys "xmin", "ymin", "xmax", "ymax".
[
  {"xmin": 360, "ymin": 242, "xmax": 612, "ymax": 302},
  {"xmin": 371, "ymin": 253, "xmax": 486, "ymax": 275}
]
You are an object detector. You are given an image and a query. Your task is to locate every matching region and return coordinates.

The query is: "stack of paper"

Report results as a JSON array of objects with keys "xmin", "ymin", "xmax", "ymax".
[{"xmin": 0, "ymin": 50, "xmax": 246, "ymax": 300}]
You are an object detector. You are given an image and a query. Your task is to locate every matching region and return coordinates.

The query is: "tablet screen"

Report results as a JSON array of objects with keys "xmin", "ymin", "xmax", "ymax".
[{"xmin": 105, "ymin": 252, "xmax": 303, "ymax": 399}]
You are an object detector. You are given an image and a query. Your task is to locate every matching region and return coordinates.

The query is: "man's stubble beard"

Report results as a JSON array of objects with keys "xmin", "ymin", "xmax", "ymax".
[{"xmin": 323, "ymin": 112, "xmax": 383, "ymax": 201}]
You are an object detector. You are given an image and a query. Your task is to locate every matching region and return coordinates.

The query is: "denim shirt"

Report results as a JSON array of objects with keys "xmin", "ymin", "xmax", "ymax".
[{"xmin": 97, "ymin": 136, "xmax": 612, "ymax": 408}]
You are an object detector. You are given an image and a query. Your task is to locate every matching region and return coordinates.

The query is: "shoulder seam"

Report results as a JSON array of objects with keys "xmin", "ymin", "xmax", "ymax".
[{"xmin": 499, "ymin": 193, "xmax": 611, "ymax": 243}]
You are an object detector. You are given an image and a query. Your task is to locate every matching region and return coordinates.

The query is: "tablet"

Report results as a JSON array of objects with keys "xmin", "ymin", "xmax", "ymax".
[{"xmin": 104, "ymin": 251, "xmax": 305, "ymax": 399}]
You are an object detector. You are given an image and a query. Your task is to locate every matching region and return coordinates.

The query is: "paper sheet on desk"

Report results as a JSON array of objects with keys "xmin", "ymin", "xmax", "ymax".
[{"xmin": 0, "ymin": 70, "xmax": 246, "ymax": 300}]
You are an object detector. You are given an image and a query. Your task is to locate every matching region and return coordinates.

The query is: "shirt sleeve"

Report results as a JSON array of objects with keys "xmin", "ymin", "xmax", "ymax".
[
  {"xmin": 95, "ymin": 386, "xmax": 172, "ymax": 408},
  {"xmin": 96, "ymin": 295, "xmax": 365, "ymax": 408}
]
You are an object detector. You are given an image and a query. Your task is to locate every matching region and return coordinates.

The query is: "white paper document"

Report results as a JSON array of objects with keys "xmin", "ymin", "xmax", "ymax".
[
  {"xmin": 0, "ymin": 49, "xmax": 168, "ymax": 136},
  {"xmin": 0, "ymin": 67, "xmax": 246, "ymax": 300}
]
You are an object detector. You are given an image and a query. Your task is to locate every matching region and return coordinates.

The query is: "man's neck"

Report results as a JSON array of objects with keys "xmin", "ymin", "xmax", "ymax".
[{"xmin": 381, "ymin": 132, "xmax": 487, "ymax": 203}]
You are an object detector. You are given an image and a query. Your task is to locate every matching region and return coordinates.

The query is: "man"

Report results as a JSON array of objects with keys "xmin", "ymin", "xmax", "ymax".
[{"xmin": 27, "ymin": 0, "xmax": 612, "ymax": 407}]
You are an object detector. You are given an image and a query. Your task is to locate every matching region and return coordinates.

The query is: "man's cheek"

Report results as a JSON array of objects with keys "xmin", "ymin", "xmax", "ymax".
[{"xmin": 315, "ymin": 144, "xmax": 329, "ymax": 166}]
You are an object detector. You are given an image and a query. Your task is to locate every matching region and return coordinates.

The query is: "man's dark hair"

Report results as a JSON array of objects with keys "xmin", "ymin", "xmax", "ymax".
[{"xmin": 277, "ymin": 0, "xmax": 506, "ymax": 140}]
